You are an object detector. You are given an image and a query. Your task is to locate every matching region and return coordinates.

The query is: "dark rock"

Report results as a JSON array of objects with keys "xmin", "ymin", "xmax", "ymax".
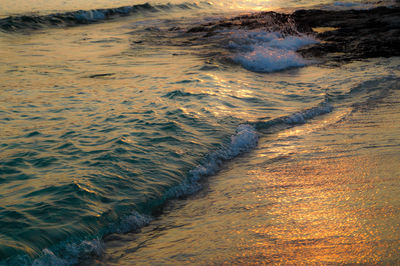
[
  {"xmin": 291, "ymin": 6, "xmax": 400, "ymax": 61},
  {"xmin": 185, "ymin": 6, "xmax": 400, "ymax": 62},
  {"xmin": 186, "ymin": 11, "xmax": 312, "ymax": 37}
]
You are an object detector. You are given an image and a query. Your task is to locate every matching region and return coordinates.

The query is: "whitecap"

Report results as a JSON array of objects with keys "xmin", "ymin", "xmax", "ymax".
[{"xmin": 230, "ymin": 31, "xmax": 317, "ymax": 73}]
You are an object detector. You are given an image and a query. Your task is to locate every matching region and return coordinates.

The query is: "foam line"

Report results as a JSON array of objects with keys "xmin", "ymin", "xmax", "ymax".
[
  {"xmin": 0, "ymin": 2, "xmax": 202, "ymax": 31},
  {"xmin": 229, "ymin": 31, "xmax": 317, "ymax": 72}
]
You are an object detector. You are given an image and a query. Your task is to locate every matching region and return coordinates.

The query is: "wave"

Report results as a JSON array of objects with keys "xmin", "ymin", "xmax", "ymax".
[
  {"xmin": 229, "ymin": 31, "xmax": 317, "ymax": 73},
  {"xmin": 0, "ymin": 2, "xmax": 206, "ymax": 32},
  {"xmin": 184, "ymin": 12, "xmax": 317, "ymax": 73},
  {"xmin": 1, "ymin": 99, "xmax": 338, "ymax": 265},
  {"xmin": 161, "ymin": 77, "xmax": 399, "ymax": 210},
  {"xmin": 165, "ymin": 124, "xmax": 259, "ymax": 199},
  {"xmin": 2, "ymin": 211, "xmax": 152, "ymax": 265},
  {"xmin": 254, "ymin": 102, "xmax": 333, "ymax": 132},
  {"xmin": 5, "ymin": 74, "xmax": 398, "ymax": 264},
  {"xmin": 13, "ymin": 73, "xmax": 400, "ymax": 264}
]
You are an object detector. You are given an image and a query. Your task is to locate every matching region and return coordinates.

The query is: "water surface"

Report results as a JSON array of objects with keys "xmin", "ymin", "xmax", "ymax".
[{"xmin": 0, "ymin": 0, "xmax": 399, "ymax": 264}]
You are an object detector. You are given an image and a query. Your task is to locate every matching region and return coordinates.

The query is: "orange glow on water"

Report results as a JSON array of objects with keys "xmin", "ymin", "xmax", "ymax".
[{"xmin": 96, "ymin": 93, "xmax": 400, "ymax": 264}]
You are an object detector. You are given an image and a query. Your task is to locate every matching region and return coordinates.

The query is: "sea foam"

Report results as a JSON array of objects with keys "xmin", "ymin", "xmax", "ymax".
[
  {"xmin": 229, "ymin": 31, "xmax": 317, "ymax": 72},
  {"xmin": 3, "ymin": 211, "xmax": 151, "ymax": 266},
  {"xmin": 30, "ymin": 239, "xmax": 104, "ymax": 266},
  {"xmin": 166, "ymin": 124, "xmax": 258, "ymax": 198}
]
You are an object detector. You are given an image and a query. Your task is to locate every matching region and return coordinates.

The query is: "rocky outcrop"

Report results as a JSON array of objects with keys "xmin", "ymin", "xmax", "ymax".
[
  {"xmin": 293, "ymin": 6, "xmax": 400, "ymax": 61},
  {"xmin": 186, "ymin": 6, "xmax": 400, "ymax": 62},
  {"xmin": 187, "ymin": 11, "xmax": 312, "ymax": 37}
]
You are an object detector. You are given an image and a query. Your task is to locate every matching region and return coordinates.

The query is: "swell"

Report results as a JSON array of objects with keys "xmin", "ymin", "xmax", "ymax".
[{"xmin": 0, "ymin": 2, "xmax": 205, "ymax": 32}]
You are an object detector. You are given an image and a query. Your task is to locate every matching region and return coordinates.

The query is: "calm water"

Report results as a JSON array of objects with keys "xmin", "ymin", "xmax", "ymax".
[{"xmin": 0, "ymin": 0, "xmax": 399, "ymax": 264}]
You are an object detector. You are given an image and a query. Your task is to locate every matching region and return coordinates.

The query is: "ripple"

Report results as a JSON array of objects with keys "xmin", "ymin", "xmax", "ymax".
[
  {"xmin": 163, "ymin": 89, "xmax": 208, "ymax": 100},
  {"xmin": 30, "ymin": 157, "xmax": 58, "ymax": 168},
  {"xmin": 25, "ymin": 131, "xmax": 41, "ymax": 138}
]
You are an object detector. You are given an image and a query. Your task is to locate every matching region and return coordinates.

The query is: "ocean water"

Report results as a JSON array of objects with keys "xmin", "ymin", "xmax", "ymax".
[{"xmin": 0, "ymin": 0, "xmax": 399, "ymax": 264}]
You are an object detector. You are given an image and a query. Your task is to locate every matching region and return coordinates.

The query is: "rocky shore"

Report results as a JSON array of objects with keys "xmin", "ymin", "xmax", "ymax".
[
  {"xmin": 187, "ymin": 6, "xmax": 400, "ymax": 62},
  {"xmin": 294, "ymin": 6, "xmax": 400, "ymax": 61}
]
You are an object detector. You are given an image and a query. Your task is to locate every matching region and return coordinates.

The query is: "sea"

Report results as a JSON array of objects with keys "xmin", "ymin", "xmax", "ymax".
[{"xmin": 0, "ymin": 0, "xmax": 399, "ymax": 264}]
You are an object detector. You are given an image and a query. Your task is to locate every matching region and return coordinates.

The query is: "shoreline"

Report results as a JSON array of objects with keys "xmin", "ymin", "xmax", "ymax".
[{"xmin": 96, "ymin": 64, "xmax": 400, "ymax": 264}]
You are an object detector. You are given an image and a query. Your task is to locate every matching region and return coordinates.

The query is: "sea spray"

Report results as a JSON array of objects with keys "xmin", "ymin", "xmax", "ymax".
[
  {"xmin": 229, "ymin": 31, "xmax": 317, "ymax": 72},
  {"xmin": 166, "ymin": 124, "xmax": 258, "ymax": 198}
]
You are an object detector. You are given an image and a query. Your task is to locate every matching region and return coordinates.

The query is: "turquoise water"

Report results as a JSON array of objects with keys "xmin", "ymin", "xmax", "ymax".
[{"xmin": 0, "ymin": 0, "xmax": 399, "ymax": 264}]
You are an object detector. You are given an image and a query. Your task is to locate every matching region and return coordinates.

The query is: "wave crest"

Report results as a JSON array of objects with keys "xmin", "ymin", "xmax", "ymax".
[{"xmin": 0, "ymin": 2, "xmax": 202, "ymax": 31}]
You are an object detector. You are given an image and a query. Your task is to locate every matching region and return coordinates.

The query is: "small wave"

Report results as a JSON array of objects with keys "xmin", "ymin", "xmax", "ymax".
[
  {"xmin": 254, "ymin": 102, "xmax": 333, "ymax": 130},
  {"xmin": 0, "ymin": 125, "xmax": 257, "ymax": 265},
  {"xmin": 230, "ymin": 31, "xmax": 317, "ymax": 73},
  {"xmin": 0, "ymin": 2, "xmax": 202, "ymax": 32},
  {"xmin": 165, "ymin": 124, "xmax": 259, "ymax": 198},
  {"xmin": 338, "ymin": 75, "xmax": 399, "ymax": 112},
  {"xmin": 117, "ymin": 211, "xmax": 153, "ymax": 234},
  {"xmin": 2, "ymin": 105, "xmax": 335, "ymax": 265},
  {"xmin": 2, "ymin": 211, "xmax": 151, "ymax": 266},
  {"xmin": 154, "ymin": 103, "xmax": 334, "ymax": 201},
  {"xmin": 29, "ymin": 239, "xmax": 104, "ymax": 266},
  {"xmin": 163, "ymin": 89, "xmax": 208, "ymax": 100},
  {"xmin": 284, "ymin": 104, "xmax": 334, "ymax": 124},
  {"xmin": 1, "ymin": 240, "xmax": 103, "ymax": 266}
]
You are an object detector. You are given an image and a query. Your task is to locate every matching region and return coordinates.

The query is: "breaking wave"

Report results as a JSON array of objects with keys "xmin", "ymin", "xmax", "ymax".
[
  {"xmin": 0, "ymin": 2, "xmax": 207, "ymax": 32},
  {"xmin": 229, "ymin": 31, "xmax": 317, "ymax": 72}
]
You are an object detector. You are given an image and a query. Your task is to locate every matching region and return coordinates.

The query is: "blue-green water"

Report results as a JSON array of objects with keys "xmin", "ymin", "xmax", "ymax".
[{"xmin": 0, "ymin": 0, "xmax": 399, "ymax": 264}]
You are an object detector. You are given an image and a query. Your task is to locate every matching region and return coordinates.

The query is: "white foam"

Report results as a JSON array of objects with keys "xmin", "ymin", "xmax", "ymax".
[
  {"xmin": 31, "ymin": 239, "xmax": 104, "ymax": 266},
  {"xmin": 234, "ymin": 48, "xmax": 308, "ymax": 73},
  {"xmin": 190, "ymin": 124, "xmax": 258, "ymax": 180},
  {"xmin": 74, "ymin": 10, "xmax": 106, "ymax": 22},
  {"xmin": 285, "ymin": 104, "xmax": 333, "ymax": 124},
  {"xmin": 230, "ymin": 31, "xmax": 317, "ymax": 73},
  {"xmin": 166, "ymin": 124, "xmax": 258, "ymax": 198},
  {"xmin": 27, "ymin": 211, "xmax": 150, "ymax": 265},
  {"xmin": 229, "ymin": 124, "xmax": 259, "ymax": 156},
  {"xmin": 118, "ymin": 211, "xmax": 152, "ymax": 233},
  {"xmin": 32, "ymin": 249, "xmax": 69, "ymax": 266}
]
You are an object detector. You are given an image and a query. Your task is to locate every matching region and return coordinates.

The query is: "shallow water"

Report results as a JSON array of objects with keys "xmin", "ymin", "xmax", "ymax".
[
  {"xmin": 100, "ymin": 85, "xmax": 400, "ymax": 265},
  {"xmin": 0, "ymin": 0, "xmax": 399, "ymax": 264}
]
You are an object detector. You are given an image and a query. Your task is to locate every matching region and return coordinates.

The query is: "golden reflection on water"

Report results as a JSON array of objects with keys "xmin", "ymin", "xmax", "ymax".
[
  {"xmin": 244, "ymin": 158, "xmax": 371, "ymax": 263},
  {"xmin": 229, "ymin": 98, "xmax": 400, "ymax": 264},
  {"xmin": 219, "ymin": 150, "xmax": 397, "ymax": 264},
  {"xmin": 95, "ymin": 90, "xmax": 400, "ymax": 266}
]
